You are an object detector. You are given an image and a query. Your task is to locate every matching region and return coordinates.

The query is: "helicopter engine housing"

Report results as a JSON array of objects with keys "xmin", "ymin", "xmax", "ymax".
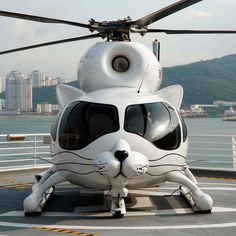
[{"xmin": 77, "ymin": 41, "xmax": 162, "ymax": 93}]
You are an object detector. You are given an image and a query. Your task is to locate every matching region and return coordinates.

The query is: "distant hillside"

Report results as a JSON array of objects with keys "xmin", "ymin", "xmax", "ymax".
[
  {"xmin": 162, "ymin": 54, "xmax": 236, "ymax": 106},
  {"xmin": 33, "ymin": 54, "xmax": 236, "ymax": 108},
  {"xmin": 32, "ymin": 80, "xmax": 79, "ymax": 109}
]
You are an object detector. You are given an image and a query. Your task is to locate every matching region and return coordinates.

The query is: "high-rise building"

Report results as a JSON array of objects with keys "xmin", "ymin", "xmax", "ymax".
[
  {"xmin": 30, "ymin": 70, "xmax": 45, "ymax": 88},
  {"xmin": 56, "ymin": 77, "xmax": 68, "ymax": 85},
  {"xmin": 0, "ymin": 76, "xmax": 2, "ymax": 94},
  {"xmin": 44, "ymin": 76, "xmax": 53, "ymax": 86},
  {"xmin": 5, "ymin": 71, "xmax": 32, "ymax": 112}
]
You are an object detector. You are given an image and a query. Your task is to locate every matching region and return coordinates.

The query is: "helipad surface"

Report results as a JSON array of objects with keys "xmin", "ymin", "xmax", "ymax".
[{"xmin": 1, "ymin": 169, "xmax": 236, "ymax": 236}]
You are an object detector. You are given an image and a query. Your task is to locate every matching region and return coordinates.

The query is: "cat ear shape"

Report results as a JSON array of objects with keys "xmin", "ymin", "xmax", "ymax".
[
  {"xmin": 56, "ymin": 84, "xmax": 85, "ymax": 108},
  {"xmin": 156, "ymin": 85, "xmax": 183, "ymax": 110}
]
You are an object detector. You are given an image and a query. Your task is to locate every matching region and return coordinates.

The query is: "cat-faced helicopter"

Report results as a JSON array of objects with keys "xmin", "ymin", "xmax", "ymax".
[{"xmin": 1, "ymin": 0, "xmax": 236, "ymax": 218}]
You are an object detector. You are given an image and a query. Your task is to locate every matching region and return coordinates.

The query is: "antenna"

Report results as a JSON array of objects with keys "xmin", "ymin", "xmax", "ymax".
[
  {"xmin": 137, "ymin": 64, "xmax": 149, "ymax": 94},
  {"xmin": 152, "ymin": 39, "xmax": 160, "ymax": 61}
]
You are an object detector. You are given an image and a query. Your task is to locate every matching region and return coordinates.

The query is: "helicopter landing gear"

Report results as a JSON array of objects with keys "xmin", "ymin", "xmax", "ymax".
[
  {"xmin": 23, "ymin": 168, "xmax": 66, "ymax": 215},
  {"xmin": 111, "ymin": 197, "xmax": 126, "ymax": 218},
  {"xmin": 110, "ymin": 179, "xmax": 128, "ymax": 218},
  {"xmin": 166, "ymin": 169, "xmax": 213, "ymax": 213}
]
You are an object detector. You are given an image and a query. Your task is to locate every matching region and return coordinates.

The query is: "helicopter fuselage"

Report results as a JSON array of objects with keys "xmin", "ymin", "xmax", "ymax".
[{"xmin": 51, "ymin": 87, "xmax": 188, "ymax": 190}]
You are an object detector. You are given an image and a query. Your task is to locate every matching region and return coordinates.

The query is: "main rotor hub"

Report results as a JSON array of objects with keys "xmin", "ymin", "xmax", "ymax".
[{"xmin": 89, "ymin": 17, "xmax": 132, "ymax": 41}]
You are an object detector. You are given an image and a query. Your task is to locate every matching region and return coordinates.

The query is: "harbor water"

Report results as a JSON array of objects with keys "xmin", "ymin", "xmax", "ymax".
[
  {"xmin": 0, "ymin": 116, "xmax": 235, "ymax": 136},
  {"xmin": 0, "ymin": 116, "xmax": 235, "ymax": 169}
]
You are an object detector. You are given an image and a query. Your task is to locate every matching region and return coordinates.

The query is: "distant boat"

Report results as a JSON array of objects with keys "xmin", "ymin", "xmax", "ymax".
[
  {"xmin": 222, "ymin": 107, "xmax": 236, "ymax": 121},
  {"xmin": 222, "ymin": 116, "xmax": 236, "ymax": 121}
]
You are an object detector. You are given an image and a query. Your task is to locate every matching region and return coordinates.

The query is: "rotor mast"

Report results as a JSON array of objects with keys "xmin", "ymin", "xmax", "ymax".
[{"xmin": 89, "ymin": 17, "xmax": 133, "ymax": 41}]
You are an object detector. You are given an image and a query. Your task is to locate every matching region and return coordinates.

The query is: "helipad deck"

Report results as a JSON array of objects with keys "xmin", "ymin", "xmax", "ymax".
[{"xmin": 0, "ymin": 168, "xmax": 236, "ymax": 236}]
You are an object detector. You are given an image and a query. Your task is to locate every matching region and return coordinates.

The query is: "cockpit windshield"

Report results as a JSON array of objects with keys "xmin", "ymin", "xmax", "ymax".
[
  {"xmin": 124, "ymin": 102, "xmax": 181, "ymax": 150},
  {"xmin": 59, "ymin": 101, "xmax": 119, "ymax": 150}
]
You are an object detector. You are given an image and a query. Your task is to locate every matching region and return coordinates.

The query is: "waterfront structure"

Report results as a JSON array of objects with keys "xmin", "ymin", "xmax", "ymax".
[
  {"xmin": 213, "ymin": 100, "xmax": 236, "ymax": 107},
  {"xmin": 5, "ymin": 71, "xmax": 32, "ymax": 112},
  {"xmin": 37, "ymin": 103, "xmax": 59, "ymax": 114},
  {"xmin": 36, "ymin": 102, "xmax": 52, "ymax": 114},
  {"xmin": 180, "ymin": 106, "xmax": 208, "ymax": 118}
]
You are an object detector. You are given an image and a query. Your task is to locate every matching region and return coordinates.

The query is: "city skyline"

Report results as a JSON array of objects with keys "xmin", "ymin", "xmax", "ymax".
[
  {"xmin": 0, "ymin": 0, "xmax": 236, "ymax": 80},
  {"xmin": 0, "ymin": 69, "xmax": 68, "ymax": 91},
  {"xmin": 2, "ymin": 70, "xmax": 65, "ymax": 113}
]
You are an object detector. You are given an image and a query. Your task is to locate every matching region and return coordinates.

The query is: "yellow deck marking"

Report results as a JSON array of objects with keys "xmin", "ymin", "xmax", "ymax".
[
  {"xmin": 0, "ymin": 183, "xmax": 32, "ymax": 189},
  {"xmin": 35, "ymin": 226, "xmax": 99, "ymax": 235},
  {"xmin": 198, "ymin": 176, "xmax": 236, "ymax": 181},
  {"xmin": 0, "ymin": 179, "xmax": 16, "ymax": 183}
]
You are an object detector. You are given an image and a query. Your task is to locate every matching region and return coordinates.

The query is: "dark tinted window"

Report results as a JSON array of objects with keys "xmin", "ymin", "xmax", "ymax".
[
  {"xmin": 59, "ymin": 101, "xmax": 119, "ymax": 150},
  {"xmin": 124, "ymin": 102, "xmax": 181, "ymax": 150}
]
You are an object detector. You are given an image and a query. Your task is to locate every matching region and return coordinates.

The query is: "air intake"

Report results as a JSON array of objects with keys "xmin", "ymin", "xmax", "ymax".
[{"xmin": 112, "ymin": 56, "xmax": 129, "ymax": 73}]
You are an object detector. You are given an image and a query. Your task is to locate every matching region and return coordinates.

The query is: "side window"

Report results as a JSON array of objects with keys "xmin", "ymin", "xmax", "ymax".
[
  {"xmin": 124, "ymin": 102, "xmax": 181, "ymax": 150},
  {"xmin": 50, "ymin": 110, "xmax": 62, "ymax": 141}
]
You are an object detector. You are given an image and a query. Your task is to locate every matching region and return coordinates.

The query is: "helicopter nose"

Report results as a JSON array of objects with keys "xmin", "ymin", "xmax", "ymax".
[{"xmin": 114, "ymin": 150, "xmax": 129, "ymax": 163}]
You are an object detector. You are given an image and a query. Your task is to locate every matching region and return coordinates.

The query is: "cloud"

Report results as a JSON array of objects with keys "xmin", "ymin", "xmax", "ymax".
[{"xmin": 183, "ymin": 9, "xmax": 213, "ymax": 19}]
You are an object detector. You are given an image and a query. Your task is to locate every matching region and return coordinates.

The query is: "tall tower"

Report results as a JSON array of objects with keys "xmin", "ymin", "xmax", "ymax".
[
  {"xmin": 0, "ymin": 76, "xmax": 2, "ymax": 110},
  {"xmin": 5, "ymin": 71, "xmax": 32, "ymax": 112},
  {"xmin": 30, "ymin": 70, "xmax": 45, "ymax": 88},
  {"xmin": 0, "ymin": 76, "xmax": 2, "ymax": 94}
]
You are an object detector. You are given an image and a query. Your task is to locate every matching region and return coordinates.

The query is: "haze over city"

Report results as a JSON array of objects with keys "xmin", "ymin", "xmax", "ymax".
[{"xmin": 0, "ymin": 0, "xmax": 236, "ymax": 80}]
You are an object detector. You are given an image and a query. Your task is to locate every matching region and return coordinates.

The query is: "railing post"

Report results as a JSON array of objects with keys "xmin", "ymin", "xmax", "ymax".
[{"xmin": 34, "ymin": 135, "xmax": 37, "ymax": 167}]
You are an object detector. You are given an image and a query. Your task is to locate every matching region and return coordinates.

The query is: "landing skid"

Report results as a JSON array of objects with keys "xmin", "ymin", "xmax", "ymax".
[
  {"xmin": 24, "ymin": 186, "xmax": 54, "ymax": 216},
  {"xmin": 23, "ymin": 167, "xmax": 66, "ymax": 215},
  {"xmin": 166, "ymin": 168, "xmax": 213, "ymax": 213},
  {"xmin": 180, "ymin": 185, "xmax": 212, "ymax": 214}
]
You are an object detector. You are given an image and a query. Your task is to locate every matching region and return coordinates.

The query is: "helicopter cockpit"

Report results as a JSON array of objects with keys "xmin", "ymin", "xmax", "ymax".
[{"xmin": 54, "ymin": 101, "xmax": 187, "ymax": 151}]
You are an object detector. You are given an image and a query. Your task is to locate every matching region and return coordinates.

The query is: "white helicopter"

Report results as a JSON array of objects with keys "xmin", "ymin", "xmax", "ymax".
[{"xmin": 1, "ymin": 0, "xmax": 236, "ymax": 218}]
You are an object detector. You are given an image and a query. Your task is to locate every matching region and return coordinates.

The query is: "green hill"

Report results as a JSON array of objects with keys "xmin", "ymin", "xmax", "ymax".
[
  {"xmin": 32, "ymin": 80, "xmax": 79, "ymax": 109},
  {"xmin": 33, "ymin": 54, "xmax": 236, "ymax": 108},
  {"xmin": 162, "ymin": 54, "xmax": 236, "ymax": 106}
]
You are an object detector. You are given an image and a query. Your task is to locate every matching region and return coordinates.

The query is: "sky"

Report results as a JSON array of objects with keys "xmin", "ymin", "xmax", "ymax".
[{"xmin": 0, "ymin": 0, "xmax": 236, "ymax": 81}]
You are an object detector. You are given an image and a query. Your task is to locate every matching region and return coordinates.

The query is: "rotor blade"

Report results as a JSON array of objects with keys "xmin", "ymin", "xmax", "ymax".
[
  {"xmin": 0, "ymin": 33, "xmax": 100, "ymax": 55},
  {"xmin": 0, "ymin": 10, "xmax": 92, "ymax": 29},
  {"xmin": 146, "ymin": 29, "xmax": 236, "ymax": 34},
  {"xmin": 129, "ymin": 0, "xmax": 202, "ymax": 27}
]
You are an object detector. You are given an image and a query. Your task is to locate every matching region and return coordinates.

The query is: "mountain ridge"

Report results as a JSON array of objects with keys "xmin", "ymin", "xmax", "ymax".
[{"xmin": 161, "ymin": 53, "xmax": 236, "ymax": 106}]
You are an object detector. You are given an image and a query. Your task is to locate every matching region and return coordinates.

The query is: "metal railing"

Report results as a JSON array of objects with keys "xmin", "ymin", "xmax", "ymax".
[
  {"xmin": 0, "ymin": 133, "xmax": 51, "ymax": 171},
  {"xmin": 0, "ymin": 133, "xmax": 235, "ymax": 171},
  {"xmin": 188, "ymin": 134, "xmax": 236, "ymax": 170}
]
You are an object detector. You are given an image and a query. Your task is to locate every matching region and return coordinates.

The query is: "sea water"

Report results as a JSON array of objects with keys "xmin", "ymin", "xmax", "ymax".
[
  {"xmin": 0, "ymin": 116, "xmax": 235, "ymax": 148},
  {"xmin": 0, "ymin": 115, "xmax": 54, "ymax": 134},
  {"xmin": 0, "ymin": 116, "xmax": 235, "ymax": 135},
  {"xmin": 0, "ymin": 116, "xmax": 235, "ymax": 169}
]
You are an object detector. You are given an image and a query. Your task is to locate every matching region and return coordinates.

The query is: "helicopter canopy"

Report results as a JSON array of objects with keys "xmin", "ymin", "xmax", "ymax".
[{"xmin": 57, "ymin": 101, "xmax": 183, "ymax": 151}]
